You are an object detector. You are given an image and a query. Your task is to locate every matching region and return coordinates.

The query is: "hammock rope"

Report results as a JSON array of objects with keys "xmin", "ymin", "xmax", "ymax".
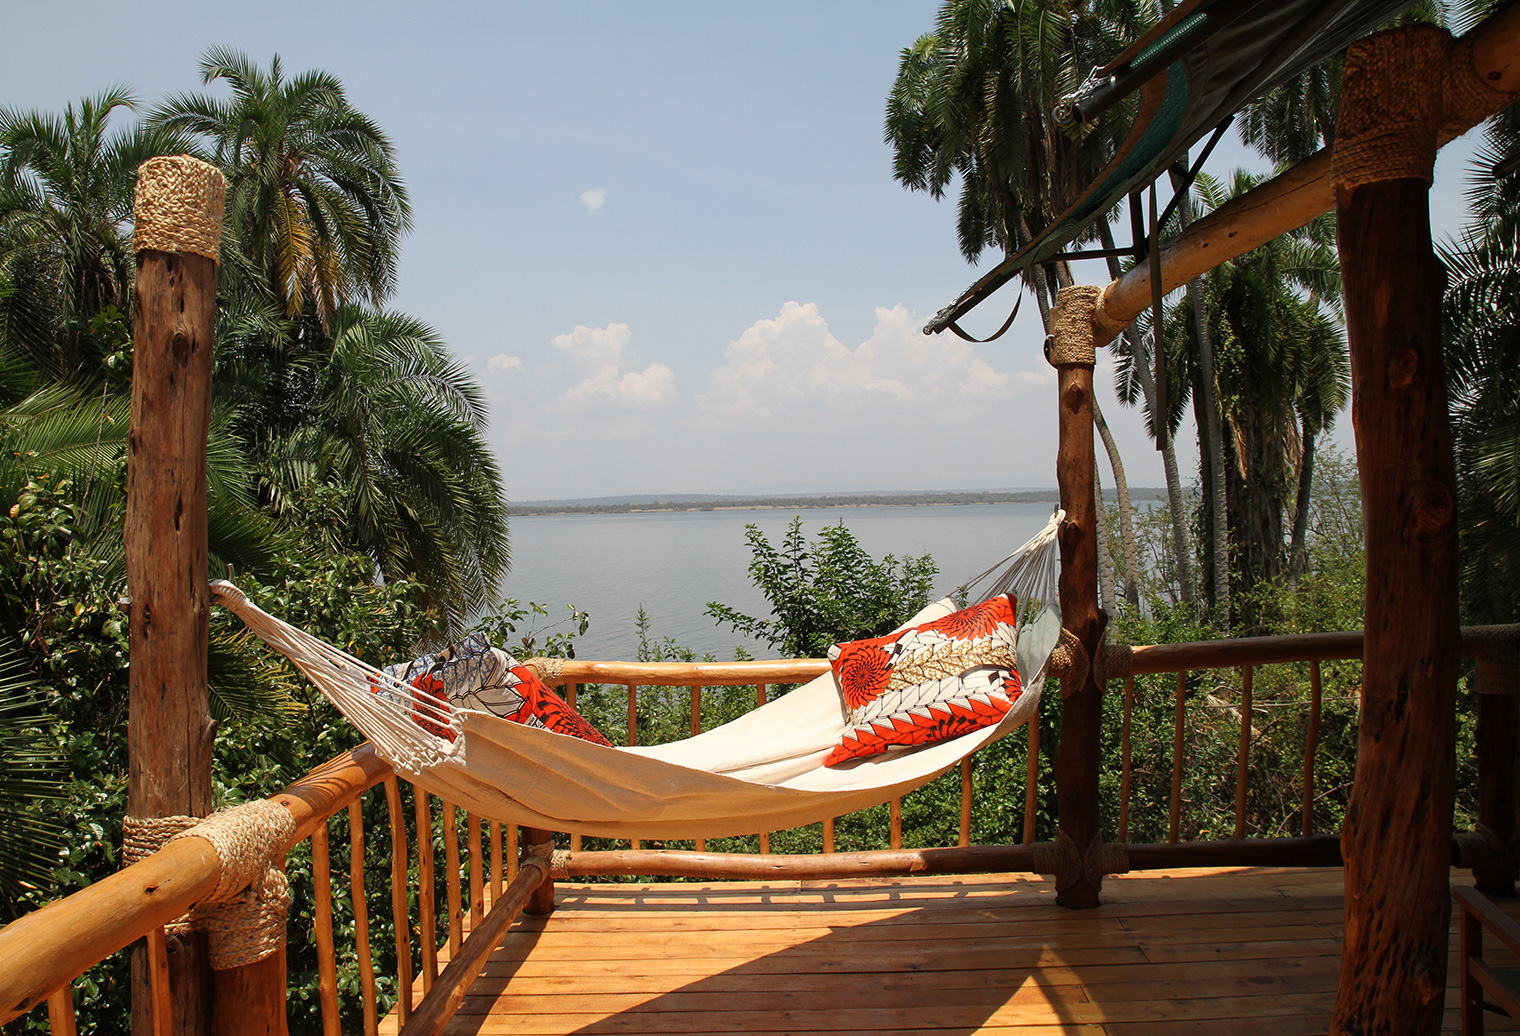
[{"xmin": 212, "ymin": 510, "xmax": 1067, "ymax": 839}]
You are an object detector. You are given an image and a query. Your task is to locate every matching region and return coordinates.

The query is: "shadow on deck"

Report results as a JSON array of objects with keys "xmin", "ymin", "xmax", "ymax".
[{"xmin": 384, "ymin": 867, "xmax": 1520, "ymax": 1036}]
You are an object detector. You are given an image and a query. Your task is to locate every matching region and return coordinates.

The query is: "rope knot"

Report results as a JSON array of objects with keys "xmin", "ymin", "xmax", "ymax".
[
  {"xmin": 1049, "ymin": 628, "xmax": 1090, "ymax": 697},
  {"xmin": 123, "ymin": 801, "xmax": 296, "ymax": 969}
]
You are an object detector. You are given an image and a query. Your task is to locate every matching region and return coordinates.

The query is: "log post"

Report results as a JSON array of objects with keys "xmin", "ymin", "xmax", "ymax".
[
  {"xmin": 1330, "ymin": 26, "xmax": 1464, "ymax": 1036},
  {"xmin": 1049, "ymin": 284, "xmax": 1107, "ymax": 909},
  {"xmin": 521, "ymin": 827, "xmax": 556, "ymax": 916},
  {"xmin": 1475, "ymin": 660, "xmax": 1520, "ymax": 896},
  {"xmin": 125, "ymin": 156, "xmax": 225, "ymax": 1036}
]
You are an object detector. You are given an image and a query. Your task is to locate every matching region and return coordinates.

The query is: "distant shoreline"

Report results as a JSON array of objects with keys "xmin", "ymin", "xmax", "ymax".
[{"xmin": 511, "ymin": 488, "xmax": 1166, "ymax": 517}]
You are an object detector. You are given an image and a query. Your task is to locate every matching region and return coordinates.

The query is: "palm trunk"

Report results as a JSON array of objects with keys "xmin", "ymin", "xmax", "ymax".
[
  {"xmin": 1169, "ymin": 168, "xmax": 1230, "ymax": 629},
  {"xmin": 1096, "ymin": 220, "xmax": 1194, "ymax": 607},
  {"xmin": 1288, "ymin": 421, "xmax": 1316, "ymax": 588},
  {"xmin": 1092, "ymin": 397, "xmax": 1139, "ymax": 608},
  {"xmin": 1096, "ymin": 464, "xmax": 1119, "ymax": 615}
]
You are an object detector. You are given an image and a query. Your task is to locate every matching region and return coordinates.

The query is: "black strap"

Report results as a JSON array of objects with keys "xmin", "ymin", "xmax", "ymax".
[{"xmin": 946, "ymin": 291, "xmax": 1023, "ymax": 343}]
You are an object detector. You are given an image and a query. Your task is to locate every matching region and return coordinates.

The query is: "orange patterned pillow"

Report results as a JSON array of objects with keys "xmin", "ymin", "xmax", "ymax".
[
  {"xmin": 380, "ymin": 634, "xmax": 612, "ymax": 746},
  {"xmin": 824, "ymin": 596, "xmax": 1022, "ymax": 767}
]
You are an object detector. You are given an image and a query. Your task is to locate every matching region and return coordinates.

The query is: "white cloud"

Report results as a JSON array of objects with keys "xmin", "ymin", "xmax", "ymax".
[
  {"xmin": 580, "ymin": 187, "xmax": 607, "ymax": 214},
  {"xmin": 698, "ymin": 302, "xmax": 1011, "ymax": 419},
  {"xmin": 552, "ymin": 322, "xmax": 676, "ymax": 409},
  {"xmin": 487, "ymin": 353, "xmax": 524, "ymax": 372}
]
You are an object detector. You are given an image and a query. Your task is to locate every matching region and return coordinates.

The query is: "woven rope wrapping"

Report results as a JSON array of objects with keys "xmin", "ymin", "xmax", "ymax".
[
  {"xmin": 1445, "ymin": 36, "xmax": 1520, "ymax": 139},
  {"xmin": 550, "ymin": 849, "xmax": 572, "ymax": 881},
  {"xmin": 133, "ymin": 156, "xmax": 226, "ymax": 261},
  {"xmin": 1048, "ymin": 627, "xmax": 1090, "ymax": 698},
  {"xmin": 1047, "ymin": 285, "xmax": 1101, "ymax": 367},
  {"xmin": 525, "ymin": 656, "xmax": 566, "ymax": 683},
  {"xmin": 121, "ymin": 801, "xmax": 296, "ymax": 969},
  {"xmin": 1095, "ymin": 643, "xmax": 1135, "ymax": 686},
  {"xmin": 1467, "ymin": 626, "xmax": 1520, "ymax": 668},
  {"xmin": 1334, "ymin": 26, "xmax": 1448, "ymax": 190}
]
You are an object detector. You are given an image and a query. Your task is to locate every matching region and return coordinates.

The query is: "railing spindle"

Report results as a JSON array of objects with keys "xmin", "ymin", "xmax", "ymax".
[
  {"xmin": 1119, "ymin": 675, "xmax": 1135, "ymax": 843},
  {"xmin": 690, "ymin": 685, "xmax": 701, "ymax": 736},
  {"xmin": 627, "ymin": 684, "xmax": 641, "ymax": 851},
  {"xmin": 347, "ymin": 800, "xmax": 378, "ymax": 1036},
  {"xmin": 823, "ymin": 817, "xmax": 835, "ymax": 854},
  {"xmin": 890, "ymin": 798, "xmax": 903, "ymax": 850},
  {"xmin": 384, "ymin": 778, "xmax": 413, "ymax": 1025},
  {"xmin": 414, "ymin": 790, "xmax": 437, "ymax": 990},
  {"xmin": 1234, "ymin": 665, "xmax": 1254, "ymax": 840},
  {"xmin": 1023, "ymin": 718, "xmax": 1040, "ymax": 845},
  {"xmin": 757, "ymin": 682, "xmax": 767, "ymax": 707},
  {"xmin": 959, "ymin": 758, "xmax": 973, "ymax": 848},
  {"xmin": 491, "ymin": 821, "xmax": 503, "ymax": 904},
  {"xmin": 146, "ymin": 926, "xmax": 172, "ymax": 1036},
  {"xmin": 46, "ymin": 983, "xmax": 75, "ymax": 1036},
  {"xmin": 467, "ymin": 811, "xmax": 484, "ymax": 930},
  {"xmin": 1170, "ymin": 670, "xmax": 1187, "ymax": 843},
  {"xmin": 508, "ymin": 824, "xmax": 520, "ymax": 883},
  {"xmin": 1303, "ymin": 660, "xmax": 1323, "ymax": 836},
  {"xmin": 311, "ymin": 819, "xmax": 341, "ymax": 1036},
  {"xmin": 565, "ymin": 681, "xmax": 577, "ymax": 709},
  {"xmin": 443, "ymin": 801, "xmax": 462, "ymax": 956}
]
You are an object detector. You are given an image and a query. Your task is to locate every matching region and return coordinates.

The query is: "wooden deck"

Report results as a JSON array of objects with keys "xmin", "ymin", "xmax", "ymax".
[{"xmin": 384, "ymin": 866, "xmax": 1520, "ymax": 1036}]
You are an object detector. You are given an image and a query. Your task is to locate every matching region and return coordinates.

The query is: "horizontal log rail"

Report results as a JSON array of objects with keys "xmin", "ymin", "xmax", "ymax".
[
  {"xmin": 555, "ymin": 834, "xmax": 1345, "ymax": 880},
  {"xmin": 0, "ymin": 745, "xmax": 391, "ymax": 1025},
  {"xmin": 8, "ymin": 620, "xmax": 1516, "ymax": 1032}
]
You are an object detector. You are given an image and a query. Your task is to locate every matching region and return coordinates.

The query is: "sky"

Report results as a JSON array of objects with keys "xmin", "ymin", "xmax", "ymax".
[{"xmin": 0, "ymin": 1, "xmax": 1490, "ymax": 500}]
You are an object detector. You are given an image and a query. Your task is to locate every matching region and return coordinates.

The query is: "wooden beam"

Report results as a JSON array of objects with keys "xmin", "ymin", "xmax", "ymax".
[
  {"xmin": 1330, "ymin": 27, "xmax": 1463, "ymax": 1036},
  {"xmin": 126, "ymin": 156, "xmax": 224, "ymax": 1036},
  {"xmin": 1092, "ymin": 4, "xmax": 1520, "ymax": 348},
  {"xmin": 1050, "ymin": 285, "xmax": 1106, "ymax": 910}
]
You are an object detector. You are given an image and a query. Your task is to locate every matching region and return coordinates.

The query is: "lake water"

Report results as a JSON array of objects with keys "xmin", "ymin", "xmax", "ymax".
[{"xmin": 493, "ymin": 502, "xmax": 1060, "ymax": 661}]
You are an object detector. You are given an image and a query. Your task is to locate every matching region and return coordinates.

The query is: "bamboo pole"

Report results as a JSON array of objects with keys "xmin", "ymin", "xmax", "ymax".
[
  {"xmin": 413, "ymin": 791, "xmax": 437, "ymax": 991},
  {"xmin": 1119, "ymin": 675, "xmax": 1135, "ymax": 844},
  {"xmin": 1170, "ymin": 671, "xmax": 1186, "ymax": 843},
  {"xmin": 1331, "ymin": 27, "xmax": 1465, "ymax": 1036},
  {"xmin": 1234, "ymin": 666, "xmax": 1253, "ymax": 841},
  {"xmin": 442, "ymin": 803, "xmax": 462, "ymax": 956},
  {"xmin": 46, "ymin": 986, "xmax": 75, "ymax": 1036},
  {"xmin": 466, "ymin": 812, "xmax": 483, "ymax": 930},
  {"xmin": 347, "ymin": 801, "xmax": 378, "ymax": 1036},
  {"xmin": 385, "ymin": 779, "xmax": 413, "ymax": 1025},
  {"xmin": 490, "ymin": 822, "xmax": 503, "ymax": 904},
  {"xmin": 1303, "ymin": 661, "xmax": 1322, "ymax": 837},
  {"xmin": 310, "ymin": 823, "xmax": 341, "ymax": 1036},
  {"xmin": 1023, "ymin": 720, "xmax": 1040, "ymax": 845},
  {"xmin": 146, "ymin": 927, "xmax": 172, "ymax": 1036},
  {"xmin": 396, "ymin": 854, "xmax": 552, "ymax": 1036},
  {"xmin": 959, "ymin": 758, "xmax": 973, "ymax": 848},
  {"xmin": 126, "ymin": 156, "xmax": 224, "ymax": 1036}
]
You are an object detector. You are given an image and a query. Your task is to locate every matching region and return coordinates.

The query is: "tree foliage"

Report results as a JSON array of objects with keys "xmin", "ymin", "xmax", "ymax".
[{"xmin": 705, "ymin": 517, "xmax": 937, "ymax": 658}]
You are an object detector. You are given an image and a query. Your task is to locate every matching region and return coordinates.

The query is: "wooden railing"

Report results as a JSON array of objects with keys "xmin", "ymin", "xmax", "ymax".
[{"xmin": 3, "ymin": 624, "xmax": 1515, "ymax": 1034}]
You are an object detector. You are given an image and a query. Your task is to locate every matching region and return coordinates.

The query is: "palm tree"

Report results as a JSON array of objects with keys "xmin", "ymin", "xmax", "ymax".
[
  {"xmin": 0, "ymin": 90, "xmax": 192, "ymax": 382},
  {"xmin": 242, "ymin": 306, "xmax": 509, "ymax": 632},
  {"xmin": 1133, "ymin": 170, "xmax": 1345, "ymax": 624},
  {"xmin": 150, "ymin": 49, "xmax": 411, "ymax": 329},
  {"xmin": 1443, "ymin": 100, "xmax": 1520, "ymax": 625},
  {"xmin": 885, "ymin": 0, "xmax": 1157, "ymax": 609}
]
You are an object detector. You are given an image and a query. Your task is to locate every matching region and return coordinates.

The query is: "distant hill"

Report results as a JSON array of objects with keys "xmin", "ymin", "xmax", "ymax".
[{"xmin": 511, "ymin": 488, "xmax": 1167, "ymax": 516}]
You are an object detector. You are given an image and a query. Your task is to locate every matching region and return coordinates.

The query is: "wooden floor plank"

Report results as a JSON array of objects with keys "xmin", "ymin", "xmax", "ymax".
[{"xmin": 379, "ymin": 865, "xmax": 1519, "ymax": 1036}]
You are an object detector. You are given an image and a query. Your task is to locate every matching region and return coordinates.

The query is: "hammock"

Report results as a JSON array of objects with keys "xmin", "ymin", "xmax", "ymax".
[{"xmin": 212, "ymin": 512, "xmax": 1065, "ymax": 840}]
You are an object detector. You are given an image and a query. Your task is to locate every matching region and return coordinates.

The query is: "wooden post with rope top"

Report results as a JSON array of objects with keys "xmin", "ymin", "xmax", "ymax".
[
  {"xmin": 125, "ymin": 156, "xmax": 225, "ymax": 1036},
  {"xmin": 1329, "ymin": 25, "xmax": 1477, "ymax": 1036},
  {"xmin": 1048, "ymin": 284, "xmax": 1107, "ymax": 909}
]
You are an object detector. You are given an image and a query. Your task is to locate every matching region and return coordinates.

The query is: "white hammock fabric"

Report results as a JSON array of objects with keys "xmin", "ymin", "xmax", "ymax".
[{"xmin": 212, "ymin": 511, "xmax": 1064, "ymax": 840}]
